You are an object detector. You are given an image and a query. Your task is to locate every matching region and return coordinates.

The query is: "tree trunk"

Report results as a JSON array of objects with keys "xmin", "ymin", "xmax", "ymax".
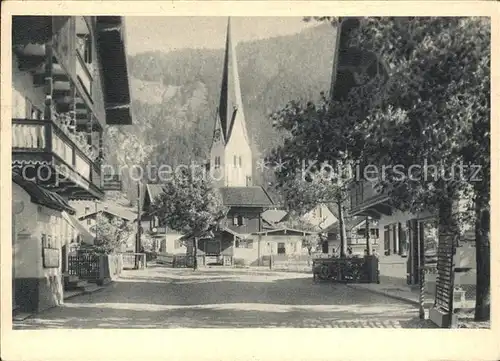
[
  {"xmin": 438, "ymin": 195, "xmax": 456, "ymax": 235},
  {"xmin": 475, "ymin": 194, "xmax": 490, "ymax": 321},
  {"xmin": 193, "ymin": 237, "xmax": 198, "ymax": 271},
  {"xmin": 337, "ymin": 200, "xmax": 347, "ymax": 258}
]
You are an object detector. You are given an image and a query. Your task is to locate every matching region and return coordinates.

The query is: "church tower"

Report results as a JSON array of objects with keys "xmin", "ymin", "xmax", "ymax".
[{"xmin": 210, "ymin": 17, "xmax": 253, "ymax": 187}]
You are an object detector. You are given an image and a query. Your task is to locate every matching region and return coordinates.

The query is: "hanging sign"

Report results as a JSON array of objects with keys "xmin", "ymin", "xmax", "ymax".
[{"xmin": 102, "ymin": 174, "xmax": 122, "ymax": 191}]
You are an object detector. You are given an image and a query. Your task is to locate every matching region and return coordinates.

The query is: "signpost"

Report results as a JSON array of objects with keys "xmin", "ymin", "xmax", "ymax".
[{"xmin": 429, "ymin": 233, "xmax": 458, "ymax": 328}]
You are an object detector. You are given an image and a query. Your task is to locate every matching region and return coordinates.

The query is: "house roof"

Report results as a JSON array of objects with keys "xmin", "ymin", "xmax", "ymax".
[
  {"xmin": 141, "ymin": 183, "xmax": 165, "ymax": 212},
  {"xmin": 321, "ymin": 216, "xmax": 369, "ymax": 234},
  {"xmin": 71, "ymin": 200, "xmax": 136, "ymax": 221},
  {"xmin": 96, "ymin": 16, "xmax": 132, "ymax": 125},
  {"xmin": 217, "ymin": 186, "xmax": 274, "ymax": 207},
  {"xmin": 146, "ymin": 184, "xmax": 165, "ymax": 203},
  {"xmin": 12, "ymin": 171, "xmax": 75, "ymax": 215},
  {"xmin": 253, "ymin": 227, "xmax": 317, "ymax": 236},
  {"xmin": 80, "ymin": 209, "xmax": 137, "ymax": 222},
  {"xmin": 261, "ymin": 209, "xmax": 288, "ymax": 225}
]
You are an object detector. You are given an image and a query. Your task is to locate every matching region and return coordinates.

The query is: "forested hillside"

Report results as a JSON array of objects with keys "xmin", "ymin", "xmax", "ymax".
[{"xmin": 103, "ymin": 22, "xmax": 337, "ymax": 203}]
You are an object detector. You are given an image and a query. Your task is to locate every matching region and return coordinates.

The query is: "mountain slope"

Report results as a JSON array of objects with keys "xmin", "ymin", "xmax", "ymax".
[{"xmin": 104, "ymin": 23, "xmax": 337, "ymax": 203}]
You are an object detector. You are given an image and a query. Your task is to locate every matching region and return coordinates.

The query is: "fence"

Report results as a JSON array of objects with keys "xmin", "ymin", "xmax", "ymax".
[
  {"xmin": 270, "ymin": 254, "xmax": 313, "ymax": 272},
  {"xmin": 120, "ymin": 252, "xmax": 147, "ymax": 270},
  {"xmin": 68, "ymin": 253, "xmax": 124, "ymax": 283},
  {"xmin": 68, "ymin": 254, "xmax": 100, "ymax": 281},
  {"xmin": 156, "ymin": 253, "xmax": 197, "ymax": 268}
]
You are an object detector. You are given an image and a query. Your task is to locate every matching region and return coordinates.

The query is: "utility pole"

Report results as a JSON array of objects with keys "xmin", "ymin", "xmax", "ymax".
[
  {"xmin": 94, "ymin": 200, "xmax": 99, "ymax": 245},
  {"xmin": 365, "ymin": 216, "xmax": 372, "ymax": 256},
  {"xmin": 135, "ymin": 181, "xmax": 142, "ymax": 269}
]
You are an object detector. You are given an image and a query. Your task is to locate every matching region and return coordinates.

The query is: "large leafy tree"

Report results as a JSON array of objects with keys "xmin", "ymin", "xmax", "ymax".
[
  {"xmin": 347, "ymin": 17, "xmax": 490, "ymax": 320},
  {"xmin": 150, "ymin": 168, "xmax": 228, "ymax": 270},
  {"xmin": 269, "ymin": 16, "xmax": 389, "ymax": 258},
  {"xmin": 90, "ymin": 214, "xmax": 135, "ymax": 255},
  {"xmin": 268, "ymin": 81, "xmax": 382, "ymax": 257},
  {"xmin": 271, "ymin": 16, "xmax": 490, "ymax": 321}
]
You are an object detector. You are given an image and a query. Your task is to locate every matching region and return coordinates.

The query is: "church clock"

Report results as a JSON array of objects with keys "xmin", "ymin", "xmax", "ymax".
[{"xmin": 214, "ymin": 129, "xmax": 221, "ymax": 142}]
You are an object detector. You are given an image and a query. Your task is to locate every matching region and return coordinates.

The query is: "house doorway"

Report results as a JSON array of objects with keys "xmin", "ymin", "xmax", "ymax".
[{"xmin": 322, "ymin": 241, "xmax": 329, "ymax": 254}]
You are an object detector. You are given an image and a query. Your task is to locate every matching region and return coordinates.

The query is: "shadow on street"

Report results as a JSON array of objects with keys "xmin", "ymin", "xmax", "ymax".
[{"xmin": 14, "ymin": 267, "xmax": 436, "ymax": 329}]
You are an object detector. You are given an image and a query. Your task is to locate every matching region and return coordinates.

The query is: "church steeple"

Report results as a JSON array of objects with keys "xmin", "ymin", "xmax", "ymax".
[
  {"xmin": 210, "ymin": 17, "xmax": 253, "ymax": 188},
  {"xmin": 217, "ymin": 17, "xmax": 248, "ymax": 143}
]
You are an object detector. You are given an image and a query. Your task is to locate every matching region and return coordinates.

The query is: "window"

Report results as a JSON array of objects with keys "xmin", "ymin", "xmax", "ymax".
[
  {"xmin": 214, "ymin": 156, "xmax": 220, "ymax": 169},
  {"xmin": 233, "ymin": 215, "xmax": 244, "ymax": 226},
  {"xmin": 234, "ymin": 155, "xmax": 237, "ymax": 168},
  {"xmin": 278, "ymin": 242, "xmax": 286, "ymax": 254},
  {"xmin": 85, "ymin": 207, "xmax": 90, "ymax": 214},
  {"xmin": 87, "ymin": 218, "xmax": 91, "ymax": 226},
  {"xmin": 174, "ymin": 239, "xmax": 182, "ymax": 249},
  {"xmin": 246, "ymin": 176, "xmax": 252, "ymax": 186},
  {"xmin": 76, "ymin": 17, "xmax": 92, "ymax": 65},
  {"xmin": 239, "ymin": 156, "xmax": 242, "ymax": 168},
  {"xmin": 383, "ymin": 223, "xmax": 400, "ymax": 255}
]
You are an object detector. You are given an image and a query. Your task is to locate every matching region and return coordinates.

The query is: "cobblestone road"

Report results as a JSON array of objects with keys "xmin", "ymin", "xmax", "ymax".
[{"xmin": 14, "ymin": 265, "xmax": 436, "ymax": 329}]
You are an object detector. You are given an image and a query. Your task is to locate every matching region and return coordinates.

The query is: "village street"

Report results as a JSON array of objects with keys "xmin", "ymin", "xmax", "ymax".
[{"xmin": 14, "ymin": 265, "xmax": 435, "ymax": 329}]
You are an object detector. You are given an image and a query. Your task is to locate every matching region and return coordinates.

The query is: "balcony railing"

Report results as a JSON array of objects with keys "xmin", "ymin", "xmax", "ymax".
[
  {"xmin": 12, "ymin": 118, "xmax": 100, "ymax": 192},
  {"xmin": 349, "ymin": 179, "xmax": 390, "ymax": 215}
]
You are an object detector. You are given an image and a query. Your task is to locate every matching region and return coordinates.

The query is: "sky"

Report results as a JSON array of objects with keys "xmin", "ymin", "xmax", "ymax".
[{"xmin": 124, "ymin": 17, "xmax": 317, "ymax": 55}]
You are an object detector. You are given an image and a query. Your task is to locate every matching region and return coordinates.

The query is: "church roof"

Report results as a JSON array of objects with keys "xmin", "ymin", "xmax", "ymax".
[
  {"xmin": 217, "ymin": 17, "xmax": 249, "ymax": 144},
  {"xmin": 217, "ymin": 186, "xmax": 274, "ymax": 207}
]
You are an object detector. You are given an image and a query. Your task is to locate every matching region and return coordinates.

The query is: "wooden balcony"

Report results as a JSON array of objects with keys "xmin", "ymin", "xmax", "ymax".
[
  {"xmin": 12, "ymin": 118, "xmax": 104, "ymax": 200},
  {"xmin": 348, "ymin": 179, "xmax": 392, "ymax": 219}
]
